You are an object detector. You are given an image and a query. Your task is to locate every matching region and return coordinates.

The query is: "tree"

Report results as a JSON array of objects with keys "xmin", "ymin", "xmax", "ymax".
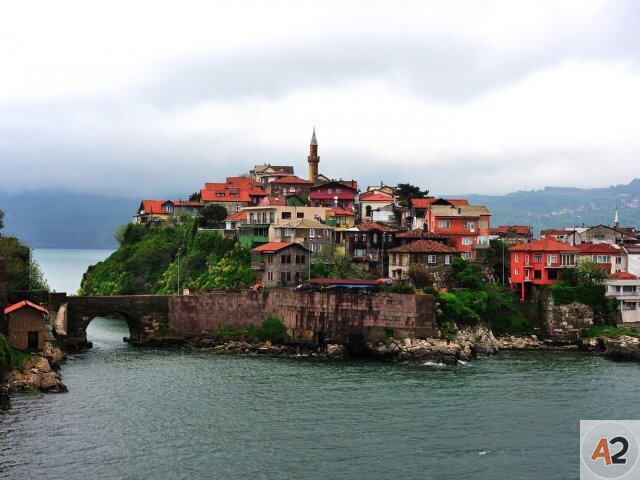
[
  {"xmin": 188, "ymin": 191, "xmax": 201, "ymax": 202},
  {"xmin": 574, "ymin": 258, "xmax": 609, "ymax": 286},
  {"xmin": 311, "ymin": 244, "xmax": 370, "ymax": 279},
  {"xmin": 408, "ymin": 264, "xmax": 434, "ymax": 291},
  {"xmin": 0, "ymin": 209, "xmax": 4, "ymax": 231},
  {"xmin": 396, "ymin": 183, "xmax": 430, "ymax": 207},
  {"xmin": 198, "ymin": 204, "xmax": 228, "ymax": 228}
]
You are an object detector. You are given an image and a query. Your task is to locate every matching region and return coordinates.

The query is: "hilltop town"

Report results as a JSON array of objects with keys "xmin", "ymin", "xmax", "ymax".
[{"xmin": 130, "ymin": 130, "xmax": 640, "ymax": 327}]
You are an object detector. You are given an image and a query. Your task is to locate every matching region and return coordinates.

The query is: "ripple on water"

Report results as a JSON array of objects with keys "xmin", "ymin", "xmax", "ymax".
[{"xmin": 2, "ymin": 318, "xmax": 639, "ymax": 480}]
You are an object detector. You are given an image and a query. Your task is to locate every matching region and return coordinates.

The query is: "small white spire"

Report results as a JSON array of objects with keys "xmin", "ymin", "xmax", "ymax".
[
  {"xmin": 614, "ymin": 206, "xmax": 619, "ymax": 227},
  {"xmin": 310, "ymin": 127, "xmax": 317, "ymax": 146}
]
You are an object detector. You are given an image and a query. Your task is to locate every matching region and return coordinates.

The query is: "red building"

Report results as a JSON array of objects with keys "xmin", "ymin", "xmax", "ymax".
[
  {"xmin": 424, "ymin": 202, "xmax": 491, "ymax": 261},
  {"xmin": 309, "ymin": 180, "xmax": 358, "ymax": 210},
  {"xmin": 510, "ymin": 238, "xmax": 580, "ymax": 301},
  {"xmin": 4, "ymin": 300, "xmax": 48, "ymax": 351}
]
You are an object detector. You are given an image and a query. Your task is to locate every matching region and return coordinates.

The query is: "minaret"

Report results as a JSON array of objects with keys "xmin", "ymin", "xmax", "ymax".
[
  {"xmin": 308, "ymin": 127, "xmax": 320, "ymax": 183},
  {"xmin": 614, "ymin": 206, "xmax": 619, "ymax": 228}
]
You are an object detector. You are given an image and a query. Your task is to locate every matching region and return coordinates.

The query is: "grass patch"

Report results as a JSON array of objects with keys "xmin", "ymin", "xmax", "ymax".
[
  {"xmin": 9, "ymin": 348, "xmax": 32, "ymax": 373},
  {"xmin": 581, "ymin": 325, "xmax": 640, "ymax": 339}
]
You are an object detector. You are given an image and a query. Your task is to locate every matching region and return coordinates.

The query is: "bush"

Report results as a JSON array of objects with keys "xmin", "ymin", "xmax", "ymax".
[
  {"xmin": 0, "ymin": 333, "xmax": 11, "ymax": 380},
  {"xmin": 257, "ymin": 316, "xmax": 289, "ymax": 342},
  {"xmin": 436, "ymin": 291, "xmax": 480, "ymax": 326},
  {"xmin": 581, "ymin": 325, "xmax": 640, "ymax": 339},
  {"xmin": 382, "ymin": 283, "xmax": 416, "ymax": 294}
]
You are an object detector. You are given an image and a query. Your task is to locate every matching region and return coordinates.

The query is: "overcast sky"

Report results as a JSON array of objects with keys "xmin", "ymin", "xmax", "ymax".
[{"xmin": 1, "ymin": 0, "xmax": 639, "ymax": 198}]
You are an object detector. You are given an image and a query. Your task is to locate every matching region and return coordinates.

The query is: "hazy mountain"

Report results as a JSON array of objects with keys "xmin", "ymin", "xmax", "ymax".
[
  {"xmin": 455, "ymin": 178, "xmax": 640, "ymax": 235},
  {"xmin": 1, "ymin": 179, "xmax": 639, "ymax": 249}
]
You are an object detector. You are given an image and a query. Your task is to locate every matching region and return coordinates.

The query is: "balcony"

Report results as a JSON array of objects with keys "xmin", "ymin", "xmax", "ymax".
[{"xmin": 251, "ymin": 261, "xmax": 265, "ymax": 270}]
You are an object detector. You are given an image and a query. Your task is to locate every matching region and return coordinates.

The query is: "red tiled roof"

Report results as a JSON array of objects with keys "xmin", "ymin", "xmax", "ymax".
[
  {"xmin": 259, "ymin": 197, "xmax": 287, "ymax": 206},
  {"xmin": 388, "ymin": 240, "xmax": 458, "ymax": 253},
  {"xmin": 225, "ymin": 211, "xmax": 247, "ymax": 221},
  {"xmin": 251, "ymin": 242, "xmax": 308, "ymax": 253},
  {"xmin": 359, "ymin": 191, "xmax": 394, "ymax": 202},
  {"xmin": 329, "ymin": 207, "xmax": 355, "ymax": 216},
  {"xmin": 357, "ymin": 221, "xmax": 399, "ymax": 233},
  {"xmin": 201, "ymin": 177, "xmax": 266, "ymax": 202},
  {"xmin": 489, "ymin": 225, "xmax": 532, "ymax": 235},
  {"xmin": 271, "ymin": 176, "xmax": 313, "ymax": 185},
  {"xmin": 4, "ymin": 300, "xmax": 49, "ymax": 316},
  {"xmin": 141, "ymin": 200, "xmax": 167, "ymax": 215},
  {"xmin": 411, "ymin": 197, "xmax": 470, "ymax": 209},
  {"xmin": 610, "ymin": 272, "xmax": 638, "ymax": 280},
  {"xmin": 578, "ymin": 243, "xmax": 623, "ymax": 254},
  {"xmin": 540, "ymin": 229, "xmax": 573, "ymax": 236},
  {"xmin": 510, "ymin": 238, "xmax": 580, "ymax": 252}
]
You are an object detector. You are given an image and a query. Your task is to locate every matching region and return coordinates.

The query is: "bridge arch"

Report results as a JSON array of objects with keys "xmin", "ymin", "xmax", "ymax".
[{"xmin": 62, "ymin": 295, "xmax": 170, "ymax": 350}]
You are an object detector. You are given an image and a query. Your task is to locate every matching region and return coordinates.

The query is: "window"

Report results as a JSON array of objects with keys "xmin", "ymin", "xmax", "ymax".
[
  {"xmin": 514, "ymin": 253, "xmax": 520, "ymax": 263},
  {"xmin": 284, "ymin": 228, "xmax": 293, "ymax": 237},
  {"xmin": 438, "ymin": 220, "xmax": 450, "ymax": 229},
  {"xmin": 373, "ymin": 234, "xmax": 378, "ymax": 244},
  {"xmin": 462, "ymin": 237, "xmax": 473, "ymax": 246},
  {"xmin": 328, "ymin": 188, "xmax": 333, "ymax": 194},
  {"xmin": 269, "ymin": 212, "xmax": 275, "ymax": 223},
  {"xmin": 336, "ymin": 188, "xmax": 341, "ymax": 193},
  {"xmin": 236, "ymin": 205, "xmax": 240, "ymax": 212},
  {"xmin": 428, "ymin": 255, "xmax": 436, "ymax": 264},
  {"xmin": 623, "ymin": 301, "xmax": 638, "ymax": 310},
  {"xmin": 515, "ymin": 268, "xmax": 520, "ymax": 275},
  {"xmin": 297, "ymin": 212, "xmax": 304, "ymax": 219},
  {"xmin": 282, "ymin": 212, "xmax": 292, "ymax": 219},
  {"xmin": 310, "ymin": 229, "xmax": 315, "ymax": 238},
  {"xmin": 525, "ymin": 254, "xmax": 529, "ymax": 264},
  {"xmin": 281, "ymin": 272, "xmax": 286, "ymax": 284},
  {"xmin": 267, "ymin": 255, "xmax": 273, "ymax": 264},
  {"xmin": 286, "ymin": 272, "xmax": 292, "ymax": 282},
  {"xmin": 324, "ymin": 229, "xmax": 330, "ymax": 237},
  {"xmin": 216, "ymin": 192, "xmax": 225, "ymax": 197},
  {"xmin": 547, "ymin": 254, "xmax": 557, "ymax": 264},
  {"xmin": 310, "ymin": 243, "xmax": 316, "ymax": 252},
  {"xmin": 267, "ymin": 272, "xmax": 273, "ymax": 281},
  {"xmin": 595, "ymin": 255, "xmax": 611, "ymax": 264},
  {"xmin": 616, "ymin": 257, "xmax": 622, "ymax": 265},
  {"xmin": 445, "ymin": 255, "xmax": 452, "ymax": 265},
  {"xmin": 230, "ymin": 192, "xmax": 239, "ymax": 197},
  {"xmin": 623, "ymin": 286, "xmax": 637, "ymax": 293},
  {"xmin": 249, "ymin": 213, "xmax": 255, "ymax": 223},
  {"xmin": 534, "ymin": 254, "xmax": 542, "ymax": 263},
  {"xmin": 464, "ymin": 221, "xmax": 475, "ymax": 230},
  {"xmin": 479, "ymin": 220, "xmax": 489, "ymax": 229},
  {"xmin": 354, "ymin": 248, "xmax": 366, "ymax": 257},
  {"xmin": 461, "ymin": 252, "xmax": 471, "ymax": 259}
]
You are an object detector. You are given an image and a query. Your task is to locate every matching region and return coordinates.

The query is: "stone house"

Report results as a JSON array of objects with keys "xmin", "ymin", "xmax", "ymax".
[
  {"xmin": 488, "ymin": 225, "xmax": 533, "ymax": 246},
  {"xmin": 4, "ymin": 300, "xmax": 48, "ymax": 351},
  {"xmin": 251, "ymin": 242, "xmax": 310, "ymax": 288},
  {"xmin": 387, "ymin": 240, "xmax": 460, "ymax": 283},
  {"xmin": 267, "ymin": 176, "xmax": 314, "ymax": 199},
  {"xmin": 271, "ymin": 219, "xmax": 333, "ymax": 254},
  {"xmin": 344, "ymin": 221, "xmax": 398, "ymax": 275}
]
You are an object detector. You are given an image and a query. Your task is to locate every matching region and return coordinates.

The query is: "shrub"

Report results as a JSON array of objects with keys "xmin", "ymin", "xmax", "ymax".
[
  {"xmin": 382, "ymin": 283, "xmax": 416, "ymax": 294},
  {"xmin": 581, "ymin": 325, "xmax": 640, "ymax": 339},
  {"xmin": 258, "ymin": 316, "xmax": 289, "ymax": 342},
  {"xmin": 436, "ymin": 291, "xmax": 480, "ymax": 326}
]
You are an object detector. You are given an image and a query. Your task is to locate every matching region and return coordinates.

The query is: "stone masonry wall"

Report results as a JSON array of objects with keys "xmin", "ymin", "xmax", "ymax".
[
  {"xmin": 168, "ymin": 290, "xmax": 434, "ymax": 344},
  {"xmin": 542, "ymin": 295, "xmax": 594, "ymax": 341}
]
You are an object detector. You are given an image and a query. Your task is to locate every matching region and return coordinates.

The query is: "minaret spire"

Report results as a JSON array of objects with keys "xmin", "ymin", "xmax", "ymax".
[
  {"xmin": 308, "ymin": 127, "xmax": 319, "ymax": 183},
  {"xmin": 614, "ymin": 205, "xmax": 619, "ymax": 228}
]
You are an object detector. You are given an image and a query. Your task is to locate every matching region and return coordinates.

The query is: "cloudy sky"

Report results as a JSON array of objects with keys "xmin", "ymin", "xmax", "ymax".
[{"xmin": 1, "ymin": 0, "xmax": 639, "ymax": 198}]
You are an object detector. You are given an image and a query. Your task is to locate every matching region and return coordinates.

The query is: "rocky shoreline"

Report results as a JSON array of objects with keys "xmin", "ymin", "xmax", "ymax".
[{"xmin": 579, "ymin": 335, "xmax": 640, "ymax": 361}]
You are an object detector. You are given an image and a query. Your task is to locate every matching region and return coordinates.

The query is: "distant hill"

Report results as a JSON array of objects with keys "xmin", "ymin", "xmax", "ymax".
[
  {"xmin": 0, "ymin": 192, "xmax": 135, "ymax": 249},
  {"xmin": 2, "ymin": 179, "xmax": 639, "ymax": 249},
  {"xmin": 455, "ymin": 178, "xmax": 640, "ymax": 235}
]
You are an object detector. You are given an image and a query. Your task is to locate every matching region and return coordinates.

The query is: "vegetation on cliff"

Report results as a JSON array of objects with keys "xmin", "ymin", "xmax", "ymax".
[
  {"xmin": 435, "ymin": 257, "xmax": 532, "ymax": 335},
  {"xmin": 80, "ymin": 219, "xmax": 255, "ymax": 295},
  {"xmin": 581, "ymin": 325, "xmax": 640, "ymax": 339},
  {"xmin": 0, "ymin": 233, "xmax": 48, "ymax": 292}
]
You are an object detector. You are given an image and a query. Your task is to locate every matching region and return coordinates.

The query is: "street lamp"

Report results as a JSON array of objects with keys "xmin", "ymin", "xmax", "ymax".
[{"xmin": 502, "ymin": 241, "xmax": 505, "ymax": 286}]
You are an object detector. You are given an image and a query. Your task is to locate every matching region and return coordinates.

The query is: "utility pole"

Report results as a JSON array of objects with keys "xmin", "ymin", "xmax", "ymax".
[
  {"xmin": 502, "ymin": 241, "xmax": 505, "ymax": 286},
  {"xmin": 177, "ymin": 248, "xmax": 181, "ymax": 295}
]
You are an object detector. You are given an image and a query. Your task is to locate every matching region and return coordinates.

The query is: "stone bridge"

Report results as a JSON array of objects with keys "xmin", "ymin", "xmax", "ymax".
[{"xmin": 52, "ymin": 291, "xmax": 435, "ymax": 350}]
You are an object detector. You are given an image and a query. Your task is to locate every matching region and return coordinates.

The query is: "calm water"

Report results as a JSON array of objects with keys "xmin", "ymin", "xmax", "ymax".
[
  {"xmin": 32, "ymin": 248, "xmax": 113, "ymax": 293},
  {"xmin": 3, "ymin": 249, "xmax": 639, "ymax": 478},
  {"xmin": 1, "ymin": 318, "xmax": 640, "ymax": 479}
]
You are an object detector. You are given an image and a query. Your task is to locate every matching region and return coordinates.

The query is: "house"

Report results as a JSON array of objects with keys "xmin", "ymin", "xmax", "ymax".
[
  {"xmin": 4, "ymin": 300, "xmax": 48, "ymax": 351},
  {"xmin": 387, "ymin": 240, "xmax": 459, "ymax": 283},
  {"xmin": 624, "ymin": 244, "xmax": 640, "ymax": 277},
  {"xmin": 309, "ymin": 180, "xmax": 358, "ymax": 210},
  {"xmin": 395, "ymin": 229, "xmax": 450, "ymax": 246},
  {"xmin": 424, "ymin": 203, "xmax": 491, "ymax": 261},
  {"xmin": 407, "ymin": 197, "xmax": 469, "ymax": 230},
  {"xmin": 580, "ymin": 225, "xmax": 637, "ymax": 245},
  {"xmin": 577, "ymin": 243, "xmax": 626, "ymax": 274},
  {"xmin": 250, "ymin": 242, "xmax": 310, "ymax": 288},
  {"xmin": 365, "ymin": 183, "xmax": 396, "ymax": 196},
  {"xmin": 488, "ymin": 225, "xmax": 533, "ymax": 246},
  {"xmin": 325, "ymin": 207, "xmax": 356, "ymax": 251},
  {"xmin": 133, "ymin": 200, "xmax": 170, "ymax": 224},
  {"xmin": 200, "ymin": 177, "xmax": 267, "ymax": 214},
  {"xmin": 606, "ymin": 272, "xmax": 640, "ymax": 324},
  {"xmin": 271, "ymin": 219, "xmax": 334, "ymax": 254},
  {"xmin": 267, "ymin": 176, "xmax": 314, "ymax": 199},
  {"xmin": 510, "ymin": 238, "xmax": 580, "ymax": 301},
  {"xmin": 224, "ymin": 211, "xmax": 247, "ymax": 231},
  {"xmin": 250, "ymin": 164, "xmax": 295, "ymax": 184},
  {"xmin": 161, "ymin": 200, "xmax": 204, "ymax": 218},
  {"xmin": 344, "ymin": 221, "xmax": 399, "ymax": 275},
  {"xmin": 540, "ymin": 228, "xmax": 581, "ymax": 245},
  {"xmin": 358, "ymin": 191, "xmax": 396, "ymax": 223}
]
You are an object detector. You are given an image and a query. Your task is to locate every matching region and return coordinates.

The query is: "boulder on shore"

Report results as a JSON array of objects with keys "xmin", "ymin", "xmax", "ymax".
[
  {"xmin": 9, "ymin": 354, "xmax": 68, "ymax": 394},
  {"xmin": 603, "ymin": 336, "xmax": 640, "ymax": 362}
]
